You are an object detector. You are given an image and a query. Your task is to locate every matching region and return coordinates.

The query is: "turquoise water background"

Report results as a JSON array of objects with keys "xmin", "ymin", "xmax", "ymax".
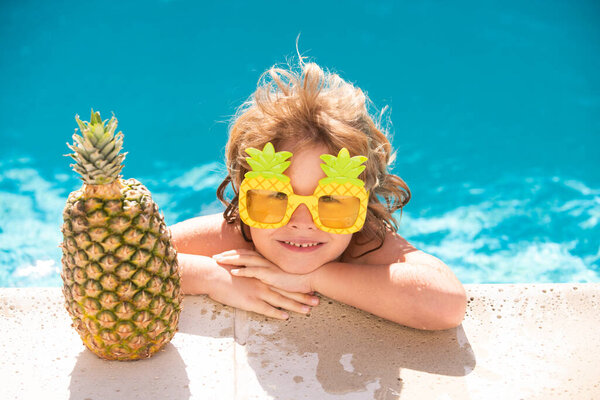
[{"xmin": 1, "ymin": 0, "xmax": 599, "ymax": 286}]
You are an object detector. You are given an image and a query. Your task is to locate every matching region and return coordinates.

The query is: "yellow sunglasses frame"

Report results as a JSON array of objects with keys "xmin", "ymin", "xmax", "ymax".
[{"xmin": 239, "ymin": 178, "xmax": 369, "ymax": 234}]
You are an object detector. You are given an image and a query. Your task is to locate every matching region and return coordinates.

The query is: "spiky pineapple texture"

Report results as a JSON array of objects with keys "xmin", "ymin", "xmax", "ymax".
[
  {"xmin": 319, "ymin": 148, "xmax": 368, "ymax": 187},
  {"xmin": 61, "ymin": 110, "xmax": 182, "ymax": 361}
]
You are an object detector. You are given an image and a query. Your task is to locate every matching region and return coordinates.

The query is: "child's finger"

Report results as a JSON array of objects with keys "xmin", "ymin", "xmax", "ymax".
[
  {"xmin": 231, "ymin": 267, "xmax": 280, "ymax": 289},
  {"xmin": 230, "ymin": 267, "xmax": 265, "ymax": 281},
  {"xmin": 262, "ymin": 290, "xmax": 311, "ymax": 315},
  {"xmin": 249, "ymin": 301, "xmax": 289, "ymax": 320},
  {"xmin": 216, "ymin": 254, "xmax": 276, "ymax": 268},
  {"xmin": 271, "ymin": 287, "xmax": 320, "ymax": 306},
  {"xmin": 212, "ymin": 249, "xmax": 259, "ymax": 258}
]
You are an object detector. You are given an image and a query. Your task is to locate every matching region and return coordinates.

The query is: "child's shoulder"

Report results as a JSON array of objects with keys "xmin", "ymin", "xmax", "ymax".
[
  {"xmin": 169, "ymin": 213, "xmax": 253, "ymax": 256},
  {"xmin": 343, "ymin": 229, "xmax": 418, "ymax": 265}
]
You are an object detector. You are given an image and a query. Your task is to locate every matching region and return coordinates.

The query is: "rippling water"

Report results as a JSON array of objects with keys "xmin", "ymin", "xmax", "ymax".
[
  {"xmin": 1, "ymin": 157, "xmax": 598, "ymax": 286},
  {"xmin": 1, "ymin": 0, "xmax": 599, "ymax": 286}
]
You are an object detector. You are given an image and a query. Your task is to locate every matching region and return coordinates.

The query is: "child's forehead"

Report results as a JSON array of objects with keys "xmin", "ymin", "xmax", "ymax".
[
  {"xmin": 282, "ymin": 143, "xmax": 328, "ymax": 184},
  {"xmin": 279, "ymin": 140, "xmax": 332, "ymax": 157},
  {"xmin": 289, "ymin": 146, "xmax": 328, "ymax": 167}
]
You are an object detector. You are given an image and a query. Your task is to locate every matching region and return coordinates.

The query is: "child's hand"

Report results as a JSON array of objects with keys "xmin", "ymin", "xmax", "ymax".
[
  {"xmin": 212, "ymin": 249, "xmax": 318, "ymax": 299},
  {"xmin": 207, "ymin": 253, "xmax": 318, "ymax": 319}
]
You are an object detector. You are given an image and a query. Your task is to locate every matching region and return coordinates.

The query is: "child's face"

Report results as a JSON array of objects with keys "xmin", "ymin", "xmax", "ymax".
[{"xmin": 249, "ymin": 142, "xmax": 353, "ymax": 274}]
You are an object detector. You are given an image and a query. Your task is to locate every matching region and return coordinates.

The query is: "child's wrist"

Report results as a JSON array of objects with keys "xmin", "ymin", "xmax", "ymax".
[
  {"xmin": 307, "ymin": 261, "xmax": 333, "ymax": 293},
  {"xmin": 179, "ymin": 253, "xmax": 223, "ymax": 296},
  {"xmin": 203, "ymin": 258, "xmax": 231, "ymax": 298}
]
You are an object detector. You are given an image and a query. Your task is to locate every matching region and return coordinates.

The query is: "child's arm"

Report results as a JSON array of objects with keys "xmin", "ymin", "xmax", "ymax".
[
  {"xmin": 169, "ymin": 213, "xmax": 253, "ymax": 256},
  {"xmin": 216, "ymin": 231, "xmax": 466, "ymax": 330},
  {"xmin": 170, "ymin": 214, "xmax": 319, "ymax": 319},
  {"xmin": 311, "ymin": 247, "xmax": 466, "ymax": 330},
  {"xmin": 316, "ymin": 230, "xmax": 467, "ymax": 330}
]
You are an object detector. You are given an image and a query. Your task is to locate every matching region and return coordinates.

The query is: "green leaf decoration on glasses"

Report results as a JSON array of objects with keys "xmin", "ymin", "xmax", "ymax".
[
  {"xmin": 319, "ymin": 148, "xmax": 368, "ymax": 187},
  {"xmin": 244, "ymin": 142, "xmax": 293, "ymax": 183}
]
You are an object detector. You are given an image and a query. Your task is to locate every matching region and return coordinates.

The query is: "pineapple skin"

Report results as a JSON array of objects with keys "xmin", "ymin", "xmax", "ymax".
[{"xmin": 61, "ymin": 178, "xmax": 182, "ymax": 361}]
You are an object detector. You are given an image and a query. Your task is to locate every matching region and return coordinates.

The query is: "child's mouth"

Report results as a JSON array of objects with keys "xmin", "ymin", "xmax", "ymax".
[{"xmin": 278, "ymin": 240, "xmax": 324, "ymax": 252}]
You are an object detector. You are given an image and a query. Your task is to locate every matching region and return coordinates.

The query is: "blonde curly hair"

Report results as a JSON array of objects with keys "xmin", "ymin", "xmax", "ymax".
[{"xmin": 217, "ymin": 61, "xmax": 410, "ymax": 255}]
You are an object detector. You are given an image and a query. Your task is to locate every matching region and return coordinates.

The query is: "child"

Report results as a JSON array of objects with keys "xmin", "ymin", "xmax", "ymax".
[{"xmin": 170, "ymin": 60, "xmax": 466, "ymax": 330}]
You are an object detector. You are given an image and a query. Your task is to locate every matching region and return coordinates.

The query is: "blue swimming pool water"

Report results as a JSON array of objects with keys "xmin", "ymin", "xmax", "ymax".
[{"xmin": 1, "ymin": 0, "xmax": 599, "ymax": 286}]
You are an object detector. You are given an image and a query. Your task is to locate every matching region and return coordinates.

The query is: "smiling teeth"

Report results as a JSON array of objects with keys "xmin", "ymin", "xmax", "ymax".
[{"xmin": 283, "ymin": 241, "xmax": 320, "ymax": 248}]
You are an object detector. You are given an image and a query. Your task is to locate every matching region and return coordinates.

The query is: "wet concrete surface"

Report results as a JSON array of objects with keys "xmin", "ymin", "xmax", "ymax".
[{"xmin": 1, "ymin": 284, "xmax": 599, "ymax": 399}]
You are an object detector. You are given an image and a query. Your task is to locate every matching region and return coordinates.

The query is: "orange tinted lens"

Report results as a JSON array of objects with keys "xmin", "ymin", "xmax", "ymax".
[
  {"xmin": 247, "ymin": 189, "xmax": 288, "ymax": 224},
  {"xmin": 318, "ymin": 195, "xmax": 360, "ymax": 229}
]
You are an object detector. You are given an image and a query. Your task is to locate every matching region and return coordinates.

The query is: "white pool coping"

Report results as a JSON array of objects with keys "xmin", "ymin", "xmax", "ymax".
[{"xmin": 1, "ymin": 284, "xmax": 599, "ymax": 399}]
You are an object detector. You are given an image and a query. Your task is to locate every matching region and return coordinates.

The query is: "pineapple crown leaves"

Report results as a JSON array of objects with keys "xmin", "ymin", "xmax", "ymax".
[
  {"xmin": 319, "ymin": 148, "xmax": 368, "ymax": 187},
  {"xmin": 67, "ymin": 109, "xmax": 128, "ymax": 185},
  {"xmin": 244, "ymin": 142, "xmax": 292, "ymax": 183}
]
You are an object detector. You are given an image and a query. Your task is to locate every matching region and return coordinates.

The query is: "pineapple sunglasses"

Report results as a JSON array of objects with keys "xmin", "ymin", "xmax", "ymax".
[{"xmin": 238, "ymin": 142, "xmax": 370, "ymax": 234}]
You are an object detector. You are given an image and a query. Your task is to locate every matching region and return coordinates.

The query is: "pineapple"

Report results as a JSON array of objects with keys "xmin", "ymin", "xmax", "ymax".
[{"xmin": 61, "ymin": 110, "xmax": 182, "ymax": 361}]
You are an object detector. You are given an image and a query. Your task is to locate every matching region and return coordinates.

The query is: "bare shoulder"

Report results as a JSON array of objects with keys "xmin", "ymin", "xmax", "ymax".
[
  {"xmin": 342, "ymin": 229, "xmax": 419, "ymax": 265},
  {"xmin": 169, "ymin": 213, "xmax": 254, "ymax": 256}
]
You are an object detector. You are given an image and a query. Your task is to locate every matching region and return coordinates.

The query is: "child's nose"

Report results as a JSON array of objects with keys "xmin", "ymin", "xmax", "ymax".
[{"xmin": 288, "ymin": 204, "xmax": 317, "ymax": 230}]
